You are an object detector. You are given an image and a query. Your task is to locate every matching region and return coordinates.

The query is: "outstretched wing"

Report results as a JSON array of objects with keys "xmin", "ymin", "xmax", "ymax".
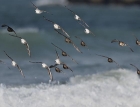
[
  {"xmin": 96, "ymin": 54, "xmax": 109, "ymax": 59},
  {"xmin": 25, "ymin": 43, "xmax": 31, "ymax": 57},
  {"xmin": 67, "ymin": 54, "xmax": 78, "ymax": 64},
  {"xmin": 55, "ymin": 49, "xmax": 59, "ymax": 59},
  {"xmin": 113, "ymin": 60, "xmax": 120, "ymax": 67},
  {"xmin": 60, "ymin": 27, "xmax": 70, "ymax": 38},
  {"xmin": 54, "ymin": 29, "xmax": 68, "ymax": 38},
  {"xmin": 1, "ymin": 24, "xmax": 8, "ymax": 27},
  {"xmin": 49, "ymin": 64, "xmax": 58, "ymax": 68},
  {"xmin": 64, "ymin": 6, "xmax": 76, "ymax": 15},
  {"xmin": 30, "ymin": 1, "xmax": 38, "ymax": 9},
  {"xmin": 16, "ymin": 64, "xmax": 25, "ymax": 78},
  {"xmin": 29, "ymin": 61, "xmax": 42, "ymax": 64},
  {"xmin": 72, "ymin": 43, "xmax": 82, "ymax": 53},
  {"xmin": 46, "ymin": 67, "xmax": 53, "ymax": 81},
  {"xmin": 8, "ymin": 34, "xmax": 22, "ymax": 39},
  {"xmin": 51, "ymin": 43, "xmax": 63, "ymax": 52},
  {"xmin": 130, "ymin": 64, "xmax": 139, "ymax": 70},
  {"xmin": 4, "ymin": 51, "xmax": 14, "ymax": 61},
  {"xmin": 111, "ymin": 39, "xmax": 119, "ymax": 43},
  {"xmin": 80, "ymin": 18, "xmax": 89, "ymax": 27},
  {"xmin": 43, "ymin": 16, "xmax": 55, "ymax": 24},
  {"xmin": 127, "ymin": 45, "xmax": 134, "ymax": 52}
]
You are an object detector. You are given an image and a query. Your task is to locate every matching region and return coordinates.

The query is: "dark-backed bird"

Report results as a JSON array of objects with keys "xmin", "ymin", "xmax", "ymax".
[
  {"xmin": 96, "ymin": 54, "xmax": 119, "ymax": 67},
  {"xmin": 75, "ymin": 36, "xmax": 90, "ymax": 51},
  {"xmin": 65, "ymin": 6, "xmax": 89, "ymax": 27},
  {"xmin": 29, "ymin": 61, "xmax": 53, "ymax": 81},
  {"xmin": 111, "ymin": 39, "xmax": 134, "ymax": 52},
  {"xmin": 4, "ymin": 51, "xmax": 25, "ymax": 78},
  {"xmin": 1, "ymin": 24, "xmax": 17, "ymax": 35},
  {"xmin": 130, "ymin": 64, "xmax": 140, "ymax": 75},
  {"xmin": 43, "ymin": 16, "xmax": 70, "ymax": 38},
  {"xmin": 132, "ymin": 35, "xmax": 140, "ymax": 45},
  {"xmin": 54, "ymin": 29, "xmax": 82, "ymax": 53},
  {"xmin": 8, "ymin": 34, "xmax": 31, "ymax": 57},
  {"xmin": 51, "ymin": 43, "xmax": 78, "ymax": 64}
]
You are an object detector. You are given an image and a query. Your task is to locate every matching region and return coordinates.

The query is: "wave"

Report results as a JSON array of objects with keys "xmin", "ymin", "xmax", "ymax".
[
  {"xmin": 35, "ymin": 0, "xmax": 68, "ymax": 6},
  {"xmin": 0, "ymin": 69, "xmax": 140, "ymax": 107}
]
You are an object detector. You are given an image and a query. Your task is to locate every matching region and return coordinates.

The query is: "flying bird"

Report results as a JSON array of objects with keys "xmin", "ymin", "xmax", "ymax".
[
  {"xmin": 4, "ymin": 51, "xmax": 25, "ymax": 78},
  {"xmin": 132, "ymin": 35, "xmax": 140, "ymax": 45},
  {"xmin": 30, "ymin": 1, "xmax": 52, "ymax": 15},
  {"xmin": 65, "ymin": 6, "xmax": 89, "ymax": 27},
  {"xmin": 96, "ymin": 54, "xmax": 120, "ymax": 67},
  {"xmin": 130, "ymin": 64, "xmax": 140, "ymax": 75},
  {"xmin": 62, "ymin": 63, "xmax": 75, "ymax": 76},
  {"xmin": 51, "ymin": 43, "xmax": 78, "ymax": 64},
  {"xmin": 1, "ymin": 24, "xmax": 17, "ymax": 35},
  {"xmin": 79, "ymin": 22, "xmax": 95, "ymax": 36},
  {"xmin": 54, "ymin": 29, "xmax": 82, "ymax": 53},
  {"xmin": 75, "ymin": 36, "xmax": 90, "ymax": 51},
  {"xmin": 55, "ymin": 67, "xmax": 63, "ymax": 73},
  {"xmin": 8, "ymin": 34, "xmax": 31, "ymax": 57},
  {"xmin": 111, "ymin": 39, "xmax": 134, "ymax": 52},
  {"xmin": 29, "ymin": 61, "xmax": 53, "ymax": 81},
  {"xmin": 43, "ymin": 16, "xmax": 70, "ymax": 38}
]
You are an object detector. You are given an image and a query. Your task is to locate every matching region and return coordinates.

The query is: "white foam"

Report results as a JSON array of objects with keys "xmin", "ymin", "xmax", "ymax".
[
  {"xmin": 35, "ymin": 0, "xmax": 68, "ymax": 6},
  {"xmin": 0, "ymin": 69, "xmax": 140, "ymax": 107}
]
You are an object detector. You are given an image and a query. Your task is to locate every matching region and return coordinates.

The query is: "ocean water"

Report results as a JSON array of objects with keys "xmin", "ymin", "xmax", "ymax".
[{"xmin": 0, "ymin": 0, "xmax": 140, "ymax": 106}]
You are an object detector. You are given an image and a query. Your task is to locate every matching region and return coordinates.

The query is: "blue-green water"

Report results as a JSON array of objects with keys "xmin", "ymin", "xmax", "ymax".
[{"xmin": 0, "ymin": 0, "xmax": 140, "ymax": 106}]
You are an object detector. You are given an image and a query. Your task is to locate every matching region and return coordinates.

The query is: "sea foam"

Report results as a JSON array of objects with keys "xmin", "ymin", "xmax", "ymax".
[{"xmin": 0, "ymin": 69, "xmax": 140, "ymax": 107}]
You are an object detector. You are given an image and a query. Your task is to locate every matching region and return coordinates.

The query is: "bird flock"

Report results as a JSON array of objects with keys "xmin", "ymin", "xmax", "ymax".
[{"xmin": 1, "ymin": 1, "xmax": 140, "ymax": 82}]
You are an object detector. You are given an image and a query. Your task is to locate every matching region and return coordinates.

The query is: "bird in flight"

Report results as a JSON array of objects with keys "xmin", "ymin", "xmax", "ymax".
[
  {"xmin": 51, "ymin": 43, "xmax": 78, "ymax": 64},
  {"xmin": 4, "ymin": 51, "xmax": 25, "ymax": 78},
  {"xmin": 111, "ymin": 39, "xmax": 134, "ymax": 52},
  {"xmin": 43, "ymin": 16, "xmax": 70, "ymax": 38},
  {"xmin": 96, "ymin": 54, "xmax": 120, "ymax": 67},
  {"xmin": 65, "ymin": 6, "xmax": 89, "ymax": 27},
  {"xmin": 1, "ymin": 24, "xmax": 17, "ymax": 36},
  {"xmin": 29, "ymin": 61, "xmax": 53, "ymax": 81},
  {"xmin": 8, "ymin": 34, "xmax": 31, "ymax": 57},
  {"xmin": 130, "ymin": 64, "xmax": 140, "ymax": 75}
]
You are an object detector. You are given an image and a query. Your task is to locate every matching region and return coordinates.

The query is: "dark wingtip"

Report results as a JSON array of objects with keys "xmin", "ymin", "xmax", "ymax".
[{"xmin": 1, "ymin": 24, "xmax": 7, "ymax": 27}]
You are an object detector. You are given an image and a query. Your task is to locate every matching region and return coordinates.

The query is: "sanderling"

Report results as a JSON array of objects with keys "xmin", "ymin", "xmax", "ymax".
[
  {"xmin": 29, "ymin": 61, "xmax": 53, "ymax": 81},
  {"xmin": 2, "ymin": 24, "xmax": 17, "ymax": 35},
  {"xmin": 130, "ymin": 64, "xmax": 140, "ymax": 75},
  {"xmin": 4, "ymin": 51, "xmax": 25, "ymax": 78},
  {"xmin": 111, "ymin": 39, "xmax": 134, "ymax": 52},
  {"xmin": 51, "ymin": 43, "xmax": 78, "ymax": 64}
]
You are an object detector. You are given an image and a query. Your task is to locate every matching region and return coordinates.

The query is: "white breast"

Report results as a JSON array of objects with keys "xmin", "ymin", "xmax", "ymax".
[
  {"xmin": 85, "ymin": 29, "xmax": 90, "ymax": 34},
  {"xmin": 54, "ymin": 24, "xmax": 60, "ymax": 29},
  {"xmin": 42, "ymin": 63, "xmax": 47, "ymax": 68},
  {"xmin": 55, "ymin": 59, "xmax": 61, "ymax": 64},
  {"xmin": 21, "ymin": 39, "xmax": 27, "ymax": 44},
  {"xmin": 120, "ymin": 42, "xmax": 126, "ymax": 46},
  {"xmin": 12, "ymin": 61, "xmax": 17, "ymax": 67},
  {"xmin": 74, "ymin": 15, "xmax": 80, "ymax": 20},
  {"xmin": 35, "ymin": 8, "xmax": 42, "ymax": 14}
]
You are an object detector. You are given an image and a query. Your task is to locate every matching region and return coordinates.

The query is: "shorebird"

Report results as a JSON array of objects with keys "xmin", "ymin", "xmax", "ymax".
[
  {"xmin": 55, "ymin": 67, "xmax": 63, "ymax": 73},
  {"xmin": 79, "ymin": 22, "xmax": 95, "ymax": 36},
  {"xmin": 43, "ymin": 16, "xmax": 70, "ymax": 38},
  {"xmin": 54, "ymin": 29, "xmax": 82, "ymax": 53},
  {"xmin": 4, "ymin": 51, "xmax": 25, "ymax": 78},
  {"xmin": 65, "ymin": 6, "xmax": 89, "ymax": 27},
  {"xmin": 96, "ymin": 54, "xmax": 120, "ymax": 67},
  {"xmin": 1, "ymin": 24, "xmax": 17, "ymax": 35},
  {"xmin": 133, "ymin": 35, "xmax": 140, "ymax": 45},
  {"xmin": 30, "ymin": 1, "xmax": 52, "ymax": 15},
  {"xmin": 111, "ymin": 39, "xmax": 134, "ymax": 52},
  {"xmin": 62, "ymin": 63, "xmax": 75, "ymax": 76},
  {"xmin": 8, "ymin": 34, "xmax": 31, "ymax": 57},
  {"xmin": 75, "ymin": 36, "xmax": 90, "ymax": 51},
  {"xmin": 29, "ymin": 61, "xmax": 53, "ymax": 81},
  {"xmin": 51, "ymin": 43, "xmax": 78, "ymax": 64},
  {"xmin": 130, "ymin": 64, "xmax": 140, "ymax": 75}
]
